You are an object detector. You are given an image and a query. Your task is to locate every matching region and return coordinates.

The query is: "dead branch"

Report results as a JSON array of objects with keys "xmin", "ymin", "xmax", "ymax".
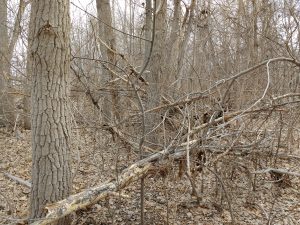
[
  {"xmin": 30, "ymin": 131, "xmax": 201, "ymax": 224},
  {"xmin": 3, "ymin": 172, "xmax": 31, "ymax": 188},
  {"xmin": 116, "ymin": 57, "xmax": 300, "ymax": 127},
  {"xmin": 187, "ymin": 106, "xmax": 286, "ymax": 138},
  {"xmin": 103, "ymin": 124, "xmax": 156, "ymax": 153},
  {"xmin": 252, "ymin": 168, "xmax": 300, "ymax": 177},
  {"xmin": 27, "ymin": 91, "xmax": 300, "ymax": 224},
  {"xmin": 31, "ymin": 163, "xmax": 151, "ymax": 225}
]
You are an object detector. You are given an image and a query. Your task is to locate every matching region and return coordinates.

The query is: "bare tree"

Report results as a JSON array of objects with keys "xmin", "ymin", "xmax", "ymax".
[
  {"xmin": 0, "ymin": 0, "xmax": 28, "ymax": 127},
  {"xmin": 27, "ymin": 0, "xmax": 72, "ymax": 223},
  {"xmin": 0, "ymin": 0, "xmax": 12, "ymax": 127}
]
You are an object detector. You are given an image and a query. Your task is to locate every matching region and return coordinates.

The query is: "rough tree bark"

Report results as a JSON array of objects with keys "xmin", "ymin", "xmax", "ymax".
[{"xmin": 27, "ymin": 0, "xmax": 72, "ymax": 223}]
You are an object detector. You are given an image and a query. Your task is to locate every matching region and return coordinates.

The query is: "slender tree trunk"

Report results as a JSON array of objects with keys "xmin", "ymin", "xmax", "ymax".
[
  {"xmin": 144, "ymin": 0, "xmax": 152, "ymax": 63},
  {"xmin": 11, "ymin": 0, "xmax": 32, "ymax": 129},
  {"xmin": 164, "ymin": 0, "xmax": 180, "ymax": 91},
  {"xmin": 96, "ymin": 0, "xmax": 120, "ymax": 123},
  {"xmin": 251, "ymin": 0, "xmax": 259, "ymax": 65},
  {"xmin": 0, "ymin": 0, "xmax": 30, "ymax": 128},
  {"xmin": 145, "ymin": 0, "xmax": 167, "ymax": 148},
  {"xmin": 177, "ymin": 0, "xmax": 196, "ymax": 91},
  {"xmin": 8, "ymin": 0, "xmax": 29, "ymax": 62},
  {"xmin": 0, "ymin": 0, "xmax": 15, "ymax": 127},
  {"xmin": 233, "ymin": 0, "xmax": 245, "ymax": 109},
  {"xmin": 27, "ymin": 0, "xmax": 72, "ymax": 223}
]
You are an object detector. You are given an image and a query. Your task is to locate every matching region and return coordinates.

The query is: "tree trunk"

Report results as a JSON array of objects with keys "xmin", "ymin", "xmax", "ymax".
[
  {"xmin": 0, "ymin": 0, "xmax": 15, "ymax": 127},
  {"xmin": 251, "ymin": 0, "xmax": 259, "ymax": 65},
  {"xmin": 11, "ymin": 0, "xmax": 31, "ymax": 129},
  {"xmin": 176, "ymin": 0, "xmax": 196, "ymax": 91},
  {"xmin": 96, "ymin": 0, "xmax": 120, "ymax": 123},
  {"xmin": 27, "ymin": 0, "xmax": 72, "ymax": 223},
  {"xmin": 144, "ymin": 0, "xmax": 152, "ymax": 63},
  {"xmin": 164, "ymin": 0, "xmax": 180, "ymax": 94},
  {"xmin": 145, "ymin": 0, "xmax": 167, "ymax": 148}
]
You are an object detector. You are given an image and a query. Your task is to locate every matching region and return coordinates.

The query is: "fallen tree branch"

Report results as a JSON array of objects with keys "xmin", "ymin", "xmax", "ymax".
[
  {"xmin": 30, "ymin": 131, "xmax": 201, "ymax": 224},
  {"xmin": 252, "ymin": 168, "xmax": 300, "ymax": 177},
  {"xmin": 31, "ymin": 163, "xmax": 151, "ymax": 225},
  {"xmin": 28, "ymin": 104, "xmax": 294, "ymax": 224},
  {"xmin": 3, "ymin": 172, "xmax": 31, "ymax": 188},
  {"xmin": 27, "ymin": 126, "xmax": 281, "ymax": 224}
]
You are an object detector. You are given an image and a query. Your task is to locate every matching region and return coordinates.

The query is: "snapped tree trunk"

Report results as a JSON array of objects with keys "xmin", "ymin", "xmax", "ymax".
[{"xmin": 27, "ymin": 0, "xmax": 72, "ymax": 224}]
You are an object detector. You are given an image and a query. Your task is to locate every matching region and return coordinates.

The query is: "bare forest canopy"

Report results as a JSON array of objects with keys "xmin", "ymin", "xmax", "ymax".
[{"xmin": 1, "ymin": 0, "xmax": 300, "ymax": 224}]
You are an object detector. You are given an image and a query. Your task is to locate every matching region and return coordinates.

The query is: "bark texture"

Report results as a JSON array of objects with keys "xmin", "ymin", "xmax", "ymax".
[
  {"xmin": 27, "ymin": 0, "xmax": 72, "ymax": 223},
  {"xmin": 96, "ymin": 0, "xmax": 120, "ymax": 122}
]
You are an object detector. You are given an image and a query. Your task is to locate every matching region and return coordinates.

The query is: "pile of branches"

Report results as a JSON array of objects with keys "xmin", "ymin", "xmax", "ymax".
[{"xmin": 9, "ymin": 57, "xmax": 300, "ymax": 224}]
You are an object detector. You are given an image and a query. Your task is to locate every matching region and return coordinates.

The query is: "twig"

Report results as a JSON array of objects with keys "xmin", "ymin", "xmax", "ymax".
[
  {"xmin": 70, "ymin": 2, "xmax": 151, "ymax": 42},
  {"xmin": 134, "ymin": 1, "xmax": 157, "ymax": 224},
  {"xmin": 115, "ymin": 57, "xmax": 300, "ymax": 127}
]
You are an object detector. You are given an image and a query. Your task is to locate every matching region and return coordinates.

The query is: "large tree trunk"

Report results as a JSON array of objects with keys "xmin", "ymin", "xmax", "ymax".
[
  {"xmin": 27, "ymin": 0, "xmax": 72, "ymax": 223},
  {"xmin": 96, "ymin": 0, "xmax": 120, "ymax": 123},
  {"xmin": 0, "ymin": 0, "xmax": 15, "ymax": 127}
]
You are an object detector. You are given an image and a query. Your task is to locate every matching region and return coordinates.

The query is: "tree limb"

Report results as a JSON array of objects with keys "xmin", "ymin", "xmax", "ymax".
[
  {"xmin": 3, "ymin": 172, "xmax": 31, "ymax": 188},
  {"xmin": 252, "ymin": 168, "xmax": 300, "ymax": 177},
  {"xmin": 31, "ymin": 163, "xmax": 151, "ymax": 225}
]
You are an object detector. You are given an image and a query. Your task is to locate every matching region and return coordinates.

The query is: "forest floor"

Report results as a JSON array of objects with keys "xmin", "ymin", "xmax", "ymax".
[{"xmin": 0, "ymin": 127, "xmax": 300, "ymax": 225}]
